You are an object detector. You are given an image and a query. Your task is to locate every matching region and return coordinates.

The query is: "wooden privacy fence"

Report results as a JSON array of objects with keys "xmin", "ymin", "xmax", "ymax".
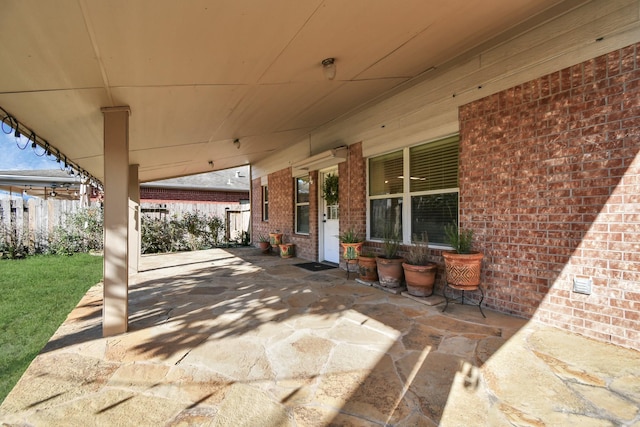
[
  {"xmin": 141, "ymin": 202, "xmax": 250, "ymax": 242},
  {"xmin": 0, "ymin": 197, "xmax": 87, "ymax": 246},
  {"xmin": 0, "ymin": 197, "xmax": 250, "ymax": 248}
]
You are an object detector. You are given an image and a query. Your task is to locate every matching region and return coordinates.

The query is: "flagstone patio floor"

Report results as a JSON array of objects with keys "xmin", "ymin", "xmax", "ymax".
[{"xmin": 1, "ymin": 248, "xmax": 639, "ymax": 426}]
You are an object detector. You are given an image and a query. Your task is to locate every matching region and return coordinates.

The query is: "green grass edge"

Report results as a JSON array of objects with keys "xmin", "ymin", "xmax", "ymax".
[{"xmin": 0, "ymin": 254, "xmax": 103, "ymax": 404}]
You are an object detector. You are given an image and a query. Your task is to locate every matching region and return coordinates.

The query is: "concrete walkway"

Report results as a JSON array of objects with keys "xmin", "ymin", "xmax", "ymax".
[{"xmin": 1, "ymin": 248, "xmax": 639, "ymax": 426}]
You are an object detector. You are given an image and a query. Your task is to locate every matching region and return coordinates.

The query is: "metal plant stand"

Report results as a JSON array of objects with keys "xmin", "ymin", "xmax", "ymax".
[
  {"xmin": 345, "ymin": 258, "xmax": 359, "ymax": 279},
  {"xmin": 442, "ymin": 283, "xmax": 486, "ymax": 318}
]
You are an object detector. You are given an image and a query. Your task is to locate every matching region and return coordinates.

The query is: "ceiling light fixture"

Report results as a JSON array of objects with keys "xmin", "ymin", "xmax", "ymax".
[{"xmin": 322, "ymin": 58, "xmax": 336, "ymax": 80}]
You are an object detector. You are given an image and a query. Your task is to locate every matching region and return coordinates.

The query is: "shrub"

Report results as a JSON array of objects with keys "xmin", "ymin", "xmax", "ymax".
[
  {"xmin": 141, "ymin": 215, "xmax": 173, "ymax": 254},
  {"xmin": 140, "ymin": 212, "xmax": 226, "ymax": 254},
  {"xmin": 205, "ymin": 215, "xmax": 225, "ymax": 246},
  {"xmin": 48, "ymin": 207, "xmax": 104, "ymax": 255},
  {"xmin": 182, "ymin": 211, "xmax": 207, "ymax": 251},
  {"xmin": 1, "ymin": 203, "xmax": 234, "ymax": 257},
  {"xmin": 0, "ymin": 221, "xmax": 29, "ymax": 259}
]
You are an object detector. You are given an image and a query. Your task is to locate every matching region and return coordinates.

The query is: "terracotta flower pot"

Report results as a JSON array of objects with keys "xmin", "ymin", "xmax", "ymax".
[
  {"xmin": 258, "ymin": 241, "xmax": 271, "ymax": 254},
  {"xmin": 269, "ymin": 233, "xmax": 283, "ymax": 248},
  {"xmin": 358, "ymin": 255, "xmax": 378, "ymax": 282},
  {"xmin": 442, "ymin": 251, "xmax": 483, "ymax": 289},
  {"xmin": 279, "ymin": 243, "xmax": 295, "ymax": 258},
  {"xmin": 403, "ymin": 262, "xmax": 437, "ymax": 297},
  {"xmin": 340, "ymin": 242, "xmax": 363, "ymax": 260},
  {"xmin": 376, "ymin": 256, "xmax": 405, "ymax": 288}
]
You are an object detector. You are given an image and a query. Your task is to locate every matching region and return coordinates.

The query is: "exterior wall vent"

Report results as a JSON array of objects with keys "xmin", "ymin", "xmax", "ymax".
[{"xmin": 573, "ymin": 276, "xmax": 592, "ymax": 295}]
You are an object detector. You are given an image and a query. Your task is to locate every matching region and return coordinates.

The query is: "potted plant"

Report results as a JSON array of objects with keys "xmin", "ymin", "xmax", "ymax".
[
  {"xmin": 269, "ymin": 231, "xmax": 283, "ymax": 249},
  {"xmin": 279, "ymin": 241, "xmax": 295, "ymax": 258},
  {"xmin": 358, "ymin": 251, "xmax": 378, "ymax": 282},
  {"xmin": 376, "ymin": 228, "xmax": 404, "ymax": 288},
  {"xmin": 402, "ymin": 233, "xmax": 437, "ymax": 297},
  {"xmin": 257, "ymin": 235, "xmax": 271, "ymax": 254},
  {"xmin": 442, "ymin": 223, "xmax": 483, "ymax": 290},
  {"xmin": 339, "ymin": 228, "xmax": 363, "ymax": 260}
]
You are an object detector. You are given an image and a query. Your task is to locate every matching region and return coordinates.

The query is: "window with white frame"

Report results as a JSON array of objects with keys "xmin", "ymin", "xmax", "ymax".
[
  {"xmin": 368, "ymin": 135, "xmax": 459, "ymax": 245},
  {"xmin": 295, "ymin": 176, "xmax": 310, "ymax": 234},
  {"xmin": 262, "ymin": 185, "xmax": 269, "ymax": 221}
]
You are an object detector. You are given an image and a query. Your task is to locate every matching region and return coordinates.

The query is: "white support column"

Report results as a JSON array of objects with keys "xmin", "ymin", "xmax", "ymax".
[
  {"xmin": 128, "ymin": 164, "xmax": 140, "ymax": 275},
  {"xmin": 102, "ymin": 106, "xmax": 131, "ymax": 337}
]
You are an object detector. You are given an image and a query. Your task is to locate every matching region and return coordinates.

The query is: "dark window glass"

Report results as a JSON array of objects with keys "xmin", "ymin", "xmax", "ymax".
[
  {"xmin": 411, "ymin": 192, "xmax": 458, "ymax": 244},
  {"xmin": 370, "ymin": 197, "xmax": 403, "ymax": 240}
]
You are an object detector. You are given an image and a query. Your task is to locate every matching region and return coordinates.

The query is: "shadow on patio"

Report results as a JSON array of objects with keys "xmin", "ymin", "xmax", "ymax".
[{"xmin": 1, "ymin": 248, "xmax": 638, "ymax": 426}]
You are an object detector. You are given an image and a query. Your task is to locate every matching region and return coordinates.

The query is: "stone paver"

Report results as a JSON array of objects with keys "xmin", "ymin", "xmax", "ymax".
[{"xmin": 1, "ymin": 248, "xmax": 639, "ymax": 426}]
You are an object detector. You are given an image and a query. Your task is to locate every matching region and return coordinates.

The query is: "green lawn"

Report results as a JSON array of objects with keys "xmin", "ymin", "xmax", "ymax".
[{"xmin": 0, "ymin": 254, "xmax": 103, "ymax": 404}]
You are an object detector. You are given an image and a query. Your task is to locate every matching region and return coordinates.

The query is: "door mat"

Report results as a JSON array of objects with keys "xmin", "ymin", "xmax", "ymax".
[{"xmin": 294, "ymin": 262, "xmax": 337, "ymax": 272}]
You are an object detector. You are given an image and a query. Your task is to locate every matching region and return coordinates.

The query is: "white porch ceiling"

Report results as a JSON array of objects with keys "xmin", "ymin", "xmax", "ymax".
[{"xmin": 0, "ymin": 0, "xmax": 573, "ymax": 183}]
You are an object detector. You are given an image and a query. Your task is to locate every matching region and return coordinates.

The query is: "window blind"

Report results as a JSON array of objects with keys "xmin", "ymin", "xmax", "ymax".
[
  {"xmin": 369, "ymin": 150, "xmax": 403, "ymax": 196},
  {"xmin": 409, "ymin": 135, "xmax": 459, "ymax": 193}
]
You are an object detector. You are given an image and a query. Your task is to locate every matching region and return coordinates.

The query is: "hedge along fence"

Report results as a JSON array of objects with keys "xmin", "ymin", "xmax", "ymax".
[
  {"xmin": 0, "ymin": 197, "xmax": 91, "ymax": 257},
  {"xmin": 141, "ymin": 201, "xmax": 250, "ymax": 242},
  {"xmin": 0, "ymin": 197, "xmax": 250, "ymax": 257}
]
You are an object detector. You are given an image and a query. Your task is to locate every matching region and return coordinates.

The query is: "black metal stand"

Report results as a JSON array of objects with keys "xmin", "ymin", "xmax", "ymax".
[
  {"xmin": 345, "ymin": 258, "xmax": 359, "ymax": 279},
  {"xmin": 442, "ymin": 283, "xmax": 486, "ymax": 317}
]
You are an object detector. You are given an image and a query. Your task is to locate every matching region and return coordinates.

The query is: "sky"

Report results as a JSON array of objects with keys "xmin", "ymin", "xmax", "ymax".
[{"xmin": 0, "ymin": 129, "xmax": 59, "ymax": 171}]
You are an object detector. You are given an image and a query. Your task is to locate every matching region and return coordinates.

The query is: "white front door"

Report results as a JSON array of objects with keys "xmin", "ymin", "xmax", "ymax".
[{"xmin": 321, "ymin": 170, "xmax": 340, "ymax": 263}]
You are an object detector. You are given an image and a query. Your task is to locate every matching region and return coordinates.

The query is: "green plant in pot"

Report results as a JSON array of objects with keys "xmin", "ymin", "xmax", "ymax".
[
  {"xmin": 442, "ymin": 223, "xmax": 483, "ymax": 290},
  {"xmin": 358, "ymin": 251, "xmax": 378, "ymax": 282},
  {"xmin": 279, "ymin": 239, "xmax": 295, "ymax": 258},
  {"xmin": 402, "ymin": 232, "xmax": 437, "ymax": 297},
  {"xmin": 269, "ymin": 231, "xmax": 283, "ymax": 248},
  {"xmin": 257, "ymin": 234, "xmax": 271, "ymax": 254},
  {"xmin": 339, "ymin": 228, "xmax": 363, "ymax": 260},
  {"xmin": 376, "ymin": 227, "xmax": 404, "ymax": 288}
]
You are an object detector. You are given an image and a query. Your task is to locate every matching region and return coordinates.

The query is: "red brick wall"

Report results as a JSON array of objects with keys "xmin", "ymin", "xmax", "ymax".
[
  {"xmin": 339, "ymin": 142, "xmax": 367, "ymax": 238},
  {"xmin": 460, "ymin": 43, "xmax": 640, "ymax": 350},
  {"xmin": 251, "ymin": 168, "xmax": 319, "ymax": 260},
  {"xmin": 337, "ymin": 143, "xmax": 367, "ymax": 268},
  {"xmin": 265, "ymin": 168, "xmax": 294, "ymax": 244},
  {"xmin": 251, "ymin": 145, "xmax": 369, "ymax": 263},
  {"xmin": 141, "ymin": 187, "xmax": 248, "ymax": 203},
  {"xmin": 251, "ymin": 177, "xmax": 269, "ymax": 242}
]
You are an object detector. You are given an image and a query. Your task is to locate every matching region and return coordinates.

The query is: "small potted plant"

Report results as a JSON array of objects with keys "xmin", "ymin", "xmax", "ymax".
[
  {"xmin": 402, "ymin": 233, "xmax": 437, "ymax": 297},
  {"xmin": 442, "ymin": 223, "xmax": 483, "ymax": 290},
  {"xmin": 339, "ymin": 228, "xmax": 363, "ymax": 260},
  {"xmin": 257, "ymin": 234, "xmax": 271, "ymax": 254},
  {"xmin": 279, "ymin": 241, "xmax": 295, "ymax": 258},
  {"xmin": 269, "ymin": 231, "xmax": 283, "ymax": 249},
  {"xmin": 376, "ymin": 228, "xmax": 404, "ymax": 288},
  {"xmin": 358, "ymin": 251, "xmax": 378, "ymax": 282}
]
